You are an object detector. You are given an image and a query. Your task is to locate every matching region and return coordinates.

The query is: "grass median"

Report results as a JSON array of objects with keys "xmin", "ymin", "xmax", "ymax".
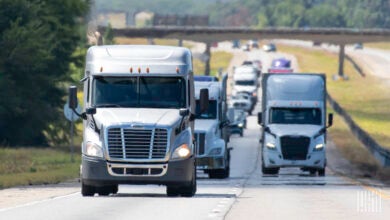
[
  {"xmin": 0, "ymin": 147, "xmax": 80, "ymax": 189},
  {"xmin": 279, "ymin": 45, "xmax": 390, "ymax": 173}
]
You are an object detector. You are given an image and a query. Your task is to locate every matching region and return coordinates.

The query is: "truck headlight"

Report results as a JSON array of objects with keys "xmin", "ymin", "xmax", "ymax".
[
  {"xmin": 84, "ymin": 142, "xmax": 103, "ymax": 158},
  {"xmin": 209, "ymin": 147, "xmax": 222, "ymax": 156},
  {"xmin": 238, "ymin": 123, "xmax": 244, "ymax": 128},
  {"xmin": 266, "ymin": 142, "xmax": 276, "ymax": 150},
  {"xmin": 172, "ymin": 144, "xmax": 191, "ymax": 160},
  {"xmin": 314, "ymin": 143, "xmax": 324, "ymax": 151}
]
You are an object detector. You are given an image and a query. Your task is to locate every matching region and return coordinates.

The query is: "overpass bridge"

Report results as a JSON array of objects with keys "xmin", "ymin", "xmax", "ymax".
[{"xmin": 97, "ymin": 26, "xmax": 390, "ymax": 76}]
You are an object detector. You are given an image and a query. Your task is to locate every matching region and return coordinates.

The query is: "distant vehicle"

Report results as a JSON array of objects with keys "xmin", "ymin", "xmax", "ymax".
[
  {"xmin": 312, "ymin": 41, "xmax": 322, "ymax": 47},
  {"xmin": 263, "ymin": 43, "xmax": 277, "ymax": 52},
  {"xmin": 258, "ymin": 73, "xmax": 333, "ymax": 176},
  {"xmin": 229, "ymin": 92, "xmax": 252, "ymax": 114},
  {"xmin": 242, "ymin": 44, "xmax": 250, "ymax": 51},
  {"xmin": 354, "ymin": 43, "xmax": 363, "ymax": 50},
  {"xmin": 233, "ymin": 66, "xmax": 258, "ymax": 112},
  {"xmin": 249, "ymin": 39, "xmax": 259, "ymax": 49},
  {"xmin": 232, "ymin": 40, "xmax": 241, "ymax": 48},
  {"xmin": 268, "ymin": 58, "xmax": 293, "ymax": 73},
  {"xmin": 229, "ymin": 109, "xmax": 247, "ymax": 137},
  {"xmin": 241, "ymin": 60, "xmax": 261, "ymax": 77},
  {"xmin": 194, "ymin": 75, "xmax": 231, "ymax": 179},
  {"xmin": 70, "ymin": 45, "xmax": 209, "ymax": 197},
  {"xmin": 194, "ymin": 75, "xmax": 219, "ymax": 82}
]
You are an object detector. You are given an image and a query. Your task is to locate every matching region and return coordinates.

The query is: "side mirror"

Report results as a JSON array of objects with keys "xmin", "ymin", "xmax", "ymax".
[
  {"xmin": 257, "ymin": 112, "xmax": 262, "ymax": 125},
  {"xmin": 86, "ymin": 107, "xmax": 96, "ymax": 115},
  {"xmin": 179, "ymin": 108, "xmax": 190, "ymax": 117},
  {"xmin": 327, "ymin": 113, "xmax": 333, "ymax": 128},
  {"xmin": 68, "ymin": 86, "xmax": 78, "ymax": 109},
  {"xmin": 199, "ymin": 88, "xmax": 209, "ymax": 113}
]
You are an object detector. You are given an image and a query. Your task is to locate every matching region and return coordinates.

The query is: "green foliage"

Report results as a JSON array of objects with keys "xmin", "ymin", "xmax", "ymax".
[
  {"xmin": 95, "ymin": 0, "xmax": 390, "ymax": 28},
  {"xmin": 0, "ymin": 0, "xmax": 90, "ymax": 146}
]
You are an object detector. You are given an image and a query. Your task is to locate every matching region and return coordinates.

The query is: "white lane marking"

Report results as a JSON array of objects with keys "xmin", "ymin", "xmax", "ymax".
[{"xmin": 0, "ymin": 192, "xmax": 79, "ymax": 213}]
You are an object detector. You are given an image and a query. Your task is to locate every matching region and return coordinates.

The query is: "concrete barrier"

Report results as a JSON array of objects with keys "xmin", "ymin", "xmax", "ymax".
[{"xmin": 327, "ymin": 93, "xmax": 390, "ymax": 167}]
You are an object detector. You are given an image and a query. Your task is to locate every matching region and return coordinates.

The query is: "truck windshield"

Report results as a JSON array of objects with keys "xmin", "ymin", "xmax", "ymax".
[
  {"xmin": 270, "ymin": 108, "xmax": 321, "ymax": 125},
  {"xmin": 235, "ymin": 80, "xmax": 255, "ymax": 86},
  {"xmin": 195, "ymin": 100, "xmax": 217, "ymax": 119},
  {"xmin": 92, "ymin": 76, "xmax": 186, "ymax": 108}
]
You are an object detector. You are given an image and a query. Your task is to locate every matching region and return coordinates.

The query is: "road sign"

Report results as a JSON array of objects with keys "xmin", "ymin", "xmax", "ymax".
[{"xmin": 64, "ymin": 102, "xmax": 81, "ymax": 122}]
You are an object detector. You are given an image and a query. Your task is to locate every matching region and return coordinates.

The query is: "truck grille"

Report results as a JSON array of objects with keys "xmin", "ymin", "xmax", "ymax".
[
  {"xmin": 195, "ymin": 132, "xmax": 206, "ymax": 155},
  {"xmin": 233, "ymin": 103, "xmax": 247, "ymax": 108},
  {"xmin": 107, "ymin": 127, "xmax": 168, "ymax": 160},
  {"xmin": 280, "ymin": 136, "xmax": 310, "ymax": 160}
]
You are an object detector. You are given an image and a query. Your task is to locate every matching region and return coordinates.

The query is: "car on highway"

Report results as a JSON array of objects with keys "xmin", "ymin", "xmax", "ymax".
[
  {"xmin": 242, "ymin": 44, "xmax": 250, "ymax": 51},
  {"xmin": 263, "ymin": 43, "xmax": 277, "ymax": 52},
  {"xmin": 249, "ymin": 39, "xmax": 259, "ymax": 49},
  {"xmin": 354, "ymin": 43, "xmax": 363, "ymax": 50},
  {"xmin": 268, "ymin": 57, "xmax": 293, "ymax": 73},
  {"xmin": 229, "ymin": 92, "xmax": 253, "ymax": 114},
  {"xmin": 242, "ymin": 60, "xmax": 262, "ymax": 77},
  {"xmin": 229, "ymin": 109, "xmax": 247, "ymax": 137},
  {"xmin": 232, "ymin": 39, "xmax": 241, "ymax": 48}
]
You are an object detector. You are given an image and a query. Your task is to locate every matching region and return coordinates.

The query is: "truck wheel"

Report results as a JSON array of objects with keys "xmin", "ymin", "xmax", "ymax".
[
  {"xmin": 180, "ymin": 172, "xmax": 197, "ymax": 197},
  {"xmin": 318, "ymin": 168, "xmax": 325, "ymax": 176},
  {"xmin": 112, "ymin": 185, "xmax": 119, "ymax": 194},
  {"xmin": 261, "ymin": 163, "xmax": 279, "ymax": 175},
  {"xmin": 166, "ymin": 186, "xmax": 180, "ymax": 197},
  {"xmin": 81, "ymin": 182, "xmax": 95, "ymax": 197},
  {"xmin": 208, "ymin": 167, "xmax": 229, "ymax": 179},
  {"xmin": 309, "ymin": 169, "xmax": 317, "ymax": 175},
  {"xmin": 97, "ymin": 186, "xmax": 111, "ymax": 196},
  {"xmin": 240, "ymin": 130, "xmax": 243, "ymax": 137}
]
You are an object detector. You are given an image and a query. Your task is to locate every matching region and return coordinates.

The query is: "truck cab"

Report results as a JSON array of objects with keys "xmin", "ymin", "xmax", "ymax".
[
  {"xmin": 69, "ymin": 45, "xmax": 208, "ymax": 197},
  {"xmin": 258, "ymin": 74, "xmax": 332, "ymax": 176},
  {"xmin": 194, "ymin": 74, "xmax": 231, "ymax": 179},
  {"xmin": 232, "ymin": 66, "xmax": 259, "ymax": 114}
]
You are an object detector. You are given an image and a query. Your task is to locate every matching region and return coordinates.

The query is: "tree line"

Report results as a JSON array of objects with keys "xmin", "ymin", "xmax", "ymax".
[
  {"xmin": 95, "ymin": 0, "xmax": 390, "ymax": 29},
  {"xmin": 0, "ymin": 0, "xmax": 90, "ymax": 146}
]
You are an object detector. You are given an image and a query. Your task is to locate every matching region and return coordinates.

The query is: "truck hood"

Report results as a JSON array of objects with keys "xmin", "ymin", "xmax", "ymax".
[
  {"xmin": 194, "ymin": 119, "xmax": 218, "ymax": 133},
  {"xmin": 268, "ymin": 124, "xmax": 323, "ymax": 137},
  {"xmin": 93, "ymin": 108, "xmax": 181, "ymax": 128}
]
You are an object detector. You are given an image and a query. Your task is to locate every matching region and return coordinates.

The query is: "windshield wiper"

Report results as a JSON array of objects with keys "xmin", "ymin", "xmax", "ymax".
[{"xmin": 94, "ymin": 104, "xmax": 123, "ymax": 108}]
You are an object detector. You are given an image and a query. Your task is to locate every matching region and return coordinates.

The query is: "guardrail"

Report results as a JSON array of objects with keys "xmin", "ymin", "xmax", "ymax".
[{"xmin": 327, "ymin": 93, "xmax": 390, "ymax": 167}]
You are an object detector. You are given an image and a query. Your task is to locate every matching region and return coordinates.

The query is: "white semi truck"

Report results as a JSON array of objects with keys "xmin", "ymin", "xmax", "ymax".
[
  {"xmin": 194, "ymin": 74, "xmax": 232, "ymax": 178},
  {"xmin": 232, "ymin": 66, "xmax": 259, "ymax": 114},
  {"xmin": 258, "ymin": 73, "xmax": 333, "ymax": 176},
  {"xmin": 68, "ymin": 45, "xmax": 209, "ymax": 197}
]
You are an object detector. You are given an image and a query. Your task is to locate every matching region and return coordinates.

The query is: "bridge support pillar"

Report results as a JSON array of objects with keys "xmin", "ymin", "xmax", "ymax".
[
  {"xmin": 204, "ymin": 42, "xmax": 211, "ymax": 76},
  {"xmin": 178, "ymin": 39, "xmax": 183, "ymax": 47},
  {"xmin": 338, "ymin": 44, "xmax": 345, "ymax": 78}
]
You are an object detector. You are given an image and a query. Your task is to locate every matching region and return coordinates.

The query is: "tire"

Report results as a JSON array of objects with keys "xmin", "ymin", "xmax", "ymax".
[
  {"xmin": 309, "ymin": 169, "xmax": 317, "ymax": 175},
  {"xmin": 261, "ymin": 163, "xmax": 279, "ymax": 175},
  {"xmin": 166, "ymin": 186, "xmax": 180, "ymax": 197},
  {"xmin": 81, "ymin": 182, "xmax": 95, "ymax": 197},
  {"xmin": 180, "ymin": 173, "xmax": 197, "ymax": 197},
  {"xmin": 167, "ymin": 167, "xmax": 197, "ymax": 197},
  {"xmin": 112, "ymin": 185, "xmax": 119, "ymax": 194},
  {"xmin": 97, "ymin": 186, "xmax": 111, "ymax": 196},
  {"xmin": 318, "ymin": 168, "xmax": 325, "ymax": 176},
  {"xmin": 240, "ymin": 130, "xmax": 243, "ymax": 137}
]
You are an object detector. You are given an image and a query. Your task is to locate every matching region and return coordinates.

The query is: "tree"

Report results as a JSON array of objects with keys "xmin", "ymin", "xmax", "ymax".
[{"xmin": 0, "ymin": 0, "xmax": 90, "ymax": 146}]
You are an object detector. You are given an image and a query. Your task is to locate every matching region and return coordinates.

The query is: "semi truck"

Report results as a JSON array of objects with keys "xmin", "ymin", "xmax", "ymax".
[
  {"xmin": 68, "ymin": 45, "xmax": 209, "ymax": 197},
  {"xmin": 232, "ymin": 66, "xmax": 259, "ymax": 114},
  {"xmin": 194, "ymin": 74, "xmax": 232, "ymax": 178},
  {"xmin": 258, "ymin": 73, "xmax": 333, "ymax": 176}
]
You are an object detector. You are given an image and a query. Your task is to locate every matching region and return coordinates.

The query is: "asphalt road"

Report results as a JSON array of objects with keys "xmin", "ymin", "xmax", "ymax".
[{"xmin": 0, "ymin": 44, "xmax": 389, "ymax": 220}]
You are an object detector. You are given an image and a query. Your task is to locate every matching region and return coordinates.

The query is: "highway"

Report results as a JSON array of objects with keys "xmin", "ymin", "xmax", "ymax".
[{"xmin": 0, "ymin": 45, "xmax": 389, "ymax": 220}]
